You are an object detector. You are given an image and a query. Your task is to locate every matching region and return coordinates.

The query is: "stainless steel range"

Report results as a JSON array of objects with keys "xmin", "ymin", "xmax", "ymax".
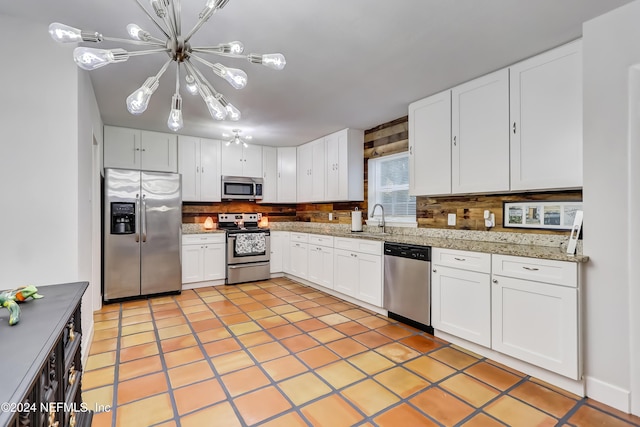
[{"xmin": 218, "ymin": 213, "xmax": 270, "ymax": 285}]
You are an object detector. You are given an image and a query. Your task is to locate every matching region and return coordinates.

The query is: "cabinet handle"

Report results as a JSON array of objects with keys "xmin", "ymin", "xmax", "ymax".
[
  {"xmin": 196, "ymin": 166, "xmax": 199, "ymax": 173},
  {"xmin": 492, "ymin": 279, "xmax": 498, "ymax": 284},
  {"xmin": 48, "ymin": 406, "xmax": 59, "ymax": 427},
  {"xmin": 433, "ymin": 269, "xmax": 437, "ymax": 273},
  {"xmin": 513, "ymin": 122, "xmax": 517, "ymax": 134},
  {"xmin": 522, "ymin": 266, "xmax": 539, "ymax": 271},
  {"xmin": 142, "ymin": 148, "xmax": 146, "ymax": 152},
  {"xmin": 68, "ymin": 322, "xmax": 75, "ymax": 342},
  {"xmin": 409, "ymin": 146, "xmax": 413, "ymax": 155},
  {"xmin": 454, "ymin": 257, "xmax": 466, "ymax": 261},
  {"xmin": 135, "ymin": 147, "xmax": 140, "ymax": 151},
  {"xmin": 69, "ymin": 412, "xmax": 77, "ymax": 427},
  {"xmin": 453, "ymin": 136, "xmax": 457, "ymax": 146}
]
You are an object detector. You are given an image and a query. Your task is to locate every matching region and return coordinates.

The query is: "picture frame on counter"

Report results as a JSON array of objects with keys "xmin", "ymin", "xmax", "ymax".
[{"xmin": 503, "ymin": 201, "xmax": 583, "ymax": 230}]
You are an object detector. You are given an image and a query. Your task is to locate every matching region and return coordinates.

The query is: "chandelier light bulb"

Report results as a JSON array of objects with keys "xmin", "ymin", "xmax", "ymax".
[
  {"xmin": 226, "ymin": 41, "xmax": 244, "ymax": 54},
  {"xmin": 73, "ymin": 47, "xmax": 129, "ymax": 70},
  {"xmin": 150, "ymin": 0, "xmax": 167, "ymax": 18},
  {"xmin": 126, "ymin": 24, "xmax": 150, "ymax": 41},
  {"xmin": 185, "ymin": 75, "xmax": 199, "ymax": 95},
  {"xmin": 219, "ymin": 65, "xmax": 248, "ymax": 89},
  {"xmin": 167, "ymin": 94, "xmax": 184, "ymax": 131},
  {"xmin": 204, "ymin": 96, "xmax": 227, "ymax": 120},
  {"xmin": 261, "ymin": 53, "xmax": 287, "ymax": 70},
  {"xmin": 225, "ymin": 103, "xmax": 241, "ymax": 121},
  {"xmin": 49, "ymin": 23, "xmax": 82, "ymax": 43},
  {"xmin": 126, "ymin": 77, "xmax": 159, "ymax": 115}
]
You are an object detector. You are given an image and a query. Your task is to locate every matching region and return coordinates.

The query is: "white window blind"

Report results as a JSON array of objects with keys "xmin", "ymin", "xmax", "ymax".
[{"xmin": 368, "ymin": 152, "xmax": 416, "ymax": 222}]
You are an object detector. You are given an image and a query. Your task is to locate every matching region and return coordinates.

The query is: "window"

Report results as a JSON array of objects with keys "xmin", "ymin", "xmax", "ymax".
[{"xmin": 368, "ymin": 152, "xmax": 416, "ymax": 225}]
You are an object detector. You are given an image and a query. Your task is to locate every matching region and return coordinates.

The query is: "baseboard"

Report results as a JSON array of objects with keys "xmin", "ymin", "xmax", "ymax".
[
  {"xmin": 435, "ymin": 330, "xmax": 586, "ymax": 397},
  {"xmin": 182, "ymin": 279, "xmax": 226, "ymax": 290},
  {"xmin": 585, "ymin": 376, "xmax": 631, "ymax": 413}
]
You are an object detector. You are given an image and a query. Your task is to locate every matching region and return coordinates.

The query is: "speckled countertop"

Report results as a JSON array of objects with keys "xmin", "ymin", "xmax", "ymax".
[
  {"xmin": 267, "ymin": 222, "xmax": 589, "ymax": 263},
  {"xmin": 182, "ymin": 222, "xmax": 588, "ymax": 263}
]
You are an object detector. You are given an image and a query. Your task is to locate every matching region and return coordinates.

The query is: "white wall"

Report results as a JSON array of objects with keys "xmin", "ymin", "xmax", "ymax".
[
  {"xmin": 0, "ymin": 14, "xmax": 100, "ymax": 351},
  {"xmin": 583, "ymin": 0, "xmax": 640, "ymax": 414}
]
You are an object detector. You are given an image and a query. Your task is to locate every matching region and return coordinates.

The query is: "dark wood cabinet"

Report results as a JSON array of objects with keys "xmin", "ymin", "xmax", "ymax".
[{"xmin": 0, "ymin": 282, "xmax": 92, "ymax": 427}]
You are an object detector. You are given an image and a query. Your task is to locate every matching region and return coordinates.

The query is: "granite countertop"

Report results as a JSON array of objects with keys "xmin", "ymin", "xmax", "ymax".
[
  {"xmin": 268, "ymin": 222, "xmax": 589, "ymax": 263},
  {"xmin": 182, "ymin": 224, "xmax": 226, "ymax": 234}
]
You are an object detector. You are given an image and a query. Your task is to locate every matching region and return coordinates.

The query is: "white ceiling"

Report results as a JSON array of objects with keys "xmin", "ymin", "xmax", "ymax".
[{"xmin": 0, "ymin": 0, "xmax": 633, "ymax": 146}]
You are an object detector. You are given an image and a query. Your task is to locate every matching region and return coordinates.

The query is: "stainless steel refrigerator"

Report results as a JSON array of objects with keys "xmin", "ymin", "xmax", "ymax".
[{"xmin": 103, "ymin": 168, "xmax": 182, "ymax": 302}]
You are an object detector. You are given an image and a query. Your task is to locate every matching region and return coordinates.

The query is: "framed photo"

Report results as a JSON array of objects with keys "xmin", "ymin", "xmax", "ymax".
[{"xmin": 503, "ymin": 201, "xmax": 583, "ymax": 230}]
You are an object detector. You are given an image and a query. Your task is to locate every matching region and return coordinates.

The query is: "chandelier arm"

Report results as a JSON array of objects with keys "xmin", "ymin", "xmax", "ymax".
[
  {"xmin": 170, "ymin": 0, "xmax": 181, "ymax": 37},
  {"xmin": 184, "ymin": 59, "xmax": 218, "ymax": 96},
  {"xmin": 175, "ymin": 62, "xmax": 180, "ymax": 94},
  {"xmin": 155, "ymin": 58, "xmax": 174, "ymax": 79},
  {"xmin": 132, "ymin": 0, "xmax": 171, "ymax": 39},
  {"xmin": 127, "ymin": 48, "xmax": 172, "ymax": 57},
  {"xmin": 184, "ymin": 0, "xmax": 232, "ymax": 44},
  {"xmin": 103, "ymin": 36, "xmax": 166, "ymax": 47}
]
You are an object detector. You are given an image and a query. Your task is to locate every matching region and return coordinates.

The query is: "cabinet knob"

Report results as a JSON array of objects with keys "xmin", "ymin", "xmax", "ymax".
[
  {"xmin": 513, "ymin": 122, "xmax": 517, "ymax": 134},
  {"xmin": 453, "ymin": 136, "xmax": 457, "ymax": 146},
  {"xmin": 492, "ymin": 279, "xmax": 498, "ymax": 284},
  {"xmin": 433, "ymin": 269, "xmax": 437, "ymax": 273},
  {"xmin": 68, "ymin": 365, "xmax": 77, "ymax": 386}
]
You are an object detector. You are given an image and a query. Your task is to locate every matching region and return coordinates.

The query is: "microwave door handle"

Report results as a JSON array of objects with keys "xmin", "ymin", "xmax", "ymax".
[
  {"xmin": 142, "ymin": 194, "xmax": 147, "ymax": 242},
  {"xmin": 135, "ymin": 194, "xmax": 140, "ymax": 243}
]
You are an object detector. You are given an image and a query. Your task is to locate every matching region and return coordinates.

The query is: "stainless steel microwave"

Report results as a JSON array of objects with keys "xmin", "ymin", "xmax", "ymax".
[{"xmin": 221, "ymin": 176, "xmax": 263, "ymax": 200}]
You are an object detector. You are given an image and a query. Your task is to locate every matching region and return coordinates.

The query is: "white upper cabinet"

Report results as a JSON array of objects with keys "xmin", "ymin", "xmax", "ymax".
[
  {"xmin": 325, "ymin": 128, "xmax": 364, "ymax": 202},
  {"xmin": 221, "ymin": 143, "xmax": 262, "ymax": 178},
  {"xmin": 408, "ymin": 90, "xmax": 452, "ymax": 196},
  {"xmin": 261, "ymin": 146, "xmax": 278, "ymax": 203},
  {"xmin": 277, "ymin": 147, "xmax": 297, "ymax": 203},
  {"xmin": 178, "ymin": 136, "xmax": 221, "ymax": 202},
  {"xmin": 509, "ymin": 40, "xmax": 583, "ymax": 191},
  {"xmin": 452, "ymin": 69, "xmax": 510, "ymax": 194},
  {"xmin": 297, "ymin": 138, "xmax": 324, "ymax": 202},
  {"xmin": 104, "ymin": 126, "xmax": 178, "ymax": 173}
]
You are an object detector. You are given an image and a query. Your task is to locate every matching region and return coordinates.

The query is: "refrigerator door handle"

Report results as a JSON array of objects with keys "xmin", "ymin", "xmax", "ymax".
[
  {"xmin": 135, "ymin": 194, "xmax": 140, "ymax": 243},
  {"xmin": 142, "ymin": 194, "xmax": 147, "ymax": 242}
]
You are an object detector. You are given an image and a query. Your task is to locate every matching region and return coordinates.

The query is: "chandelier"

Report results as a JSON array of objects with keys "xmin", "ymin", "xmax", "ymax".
[
  {"xmin": 223, "ymin": 129, "xmax": 252, "ymax": 147},
  {"xmin": 48, "ymin": 0, "xmax": 286, "ymax": 132}
]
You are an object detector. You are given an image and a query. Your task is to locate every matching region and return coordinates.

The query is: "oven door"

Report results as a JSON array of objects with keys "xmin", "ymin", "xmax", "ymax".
[{"xmin": 227, "ymin": 232, "xmax": 270, "ymax": 264}]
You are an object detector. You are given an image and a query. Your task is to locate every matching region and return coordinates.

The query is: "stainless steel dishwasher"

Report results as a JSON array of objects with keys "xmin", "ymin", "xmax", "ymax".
[{"xmin": 383, "ymin": 242, "xmax": 433, "ymax": 333}]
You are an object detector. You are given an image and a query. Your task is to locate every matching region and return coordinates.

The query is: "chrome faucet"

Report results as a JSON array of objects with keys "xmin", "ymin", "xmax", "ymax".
[{"xmin": 370, "ymin": 203, "xmax": 386, "ymax": 233}]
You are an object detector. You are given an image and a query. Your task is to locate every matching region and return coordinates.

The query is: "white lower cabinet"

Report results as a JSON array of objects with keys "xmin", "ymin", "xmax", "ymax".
[
  {"xmin": 308, "ymin": 235, "xmax": 334, "ymax": 289},
  {"xmin": 182, "ymin": 234, "xmax": 226, "ymax": 284},
  {"xmin": 333, "ymin": 238, "xmax": 383, "ymax": 307},
  {"xmin": 289, "ymin": 232, "xmax": 309, "ymax": 280},
  {"xmin": 270, "ymin": 231, "xmax": 289, "ymax": 274},
  {"xmin": 432, "ymin": 249, "xmax": 492, "ymax": 347},
  {"xmin": 491, "ymin": 255, "xmax": 580, "ymax": 379}
]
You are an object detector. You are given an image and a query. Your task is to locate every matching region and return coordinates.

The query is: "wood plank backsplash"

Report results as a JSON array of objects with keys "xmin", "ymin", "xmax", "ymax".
[{"xmin": 184, "ymin": 115, "xmax": 581, "ymax": 235}]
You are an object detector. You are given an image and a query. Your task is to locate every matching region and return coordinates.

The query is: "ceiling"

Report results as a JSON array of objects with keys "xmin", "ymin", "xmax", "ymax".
[{"xmin": 0, "ymin": 0, "xmax": 633, "ymax": 146}]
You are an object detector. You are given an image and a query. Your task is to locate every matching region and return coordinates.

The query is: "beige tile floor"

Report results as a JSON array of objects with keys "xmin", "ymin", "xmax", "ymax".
[{"xmin": 84, "ymin": 277, "xmax": 640, "ymax": 427}]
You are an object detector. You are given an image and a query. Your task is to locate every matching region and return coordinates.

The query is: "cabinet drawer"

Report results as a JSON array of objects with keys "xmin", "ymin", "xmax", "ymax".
[
  {"xmin": 183, "ymin": 233, "xmax": 226, "ymax": 245},
  {"xmin": 334, "ymin": 237, "xmax": 382, "ymax": 255},
  {"xmin": 492, "ymin": 254, "xmax": 577, "ymax": 287},
  {"xmin": 290, "ymin": 232, "xmax": 309, "ymax": 243},
  {"xmin": 309, "ymin": 234, "xmax": 334, "ymax": 247},
  {"xmin": 432, "ymin": 248, "xmax": 491, "ymax": 273}
]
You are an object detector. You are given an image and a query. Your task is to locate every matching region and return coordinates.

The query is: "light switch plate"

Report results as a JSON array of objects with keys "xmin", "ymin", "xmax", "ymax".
[
  {"xmin": 448, "ymin": 213, "xmax": 456, "ymax": 226},
  {"xmin": 328, "ymin": 213, "xmax": 333, "ymax": 221}
]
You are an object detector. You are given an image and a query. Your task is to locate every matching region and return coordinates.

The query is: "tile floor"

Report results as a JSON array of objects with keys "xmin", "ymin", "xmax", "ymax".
[{"xmin": 84, "ymin": 277, "xmax": 640, "ymax": 427}]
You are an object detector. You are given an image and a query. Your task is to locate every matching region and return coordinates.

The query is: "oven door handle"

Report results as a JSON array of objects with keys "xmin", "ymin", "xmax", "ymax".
[{"xmin": 228, "ymin": 262, "xmax": 270, "ymax": 269}]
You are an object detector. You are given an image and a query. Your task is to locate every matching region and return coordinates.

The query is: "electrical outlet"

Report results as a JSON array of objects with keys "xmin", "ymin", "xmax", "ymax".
[
  {"xmin": 448, "ymin": 213, "xmax": 456, "ymax": 226},
  {"xmin": 257, "ymin": 213, "xmax": 262, "ymax": 220}
]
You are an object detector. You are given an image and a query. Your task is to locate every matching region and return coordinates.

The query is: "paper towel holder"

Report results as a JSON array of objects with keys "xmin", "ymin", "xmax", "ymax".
[{"xmin": 351, "ymin": 207, "xmax": 363, "ymax": 232}]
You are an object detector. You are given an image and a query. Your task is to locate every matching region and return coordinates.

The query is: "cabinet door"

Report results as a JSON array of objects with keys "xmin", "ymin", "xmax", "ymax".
[
  {"xmin": 178, "ymin": 136, "xmax": 200, "ymax": 202},
  {"xmin": 203, "ymin": 243, "xmax": 226, "ymax": 280},
  {"xmin": 181, "ymin": 245, "xmax": 203, "ymax": 284},
  {"xmin": 199, "ymin": 139, "xmax": 222, "ymax": 202},
  {"xmin": 325, "ymin": 133, "xmax": 341, "ymax": 200},
  {"xmin": 140, "ymin": 130, "xmax": 178, "ymax": 172},
  {"xmin": 282, "ymin": 233, "xmax": 291, "ymax": 273},
  {"xmin": 432, "ymin": 265, "xmax": 491, "ymax": 347},
  {"xmin": 409, "ymin": 91, "xmax": 452, "ymax": 196},
  {"xmin": 270, "ymin": 232, "xmax": 284, "ymax": 273},
  {"xmin": 289, "ymin": 242, "xmax": 308, "ymax": 279},
  {"xmin": 356, "ymin": 253, "xmax": 382, "ymax": 306},
  {"xmin": 104, "ymin": 126, "xmax": 140, "ymax": 170},
  {"xmin": 452, "ymin": 69, "xmax": 510, "ymax": 194},
  {"xmin": 491, "ymin": 275, "xmax": 579, "ymax": 379},
  {"xmin": 311, "ymin": 138, "xmax": 326, "ymax": 201},
  {"xmin": 277, "ymin": 147, "xmax": 297, "ymax": 203},
  {"xmin": 221, "ymin": 143, "xmax": 244, "ymax": 176},
  {"xmin": 333, "ymin": 249, "xmax": 358, "ymax": 297},
  {"xmin": 261, "ymin": 146, "xmax": 277, "ymax": 203},
  {"xmin": 308, "ymin": 246, "xmax": 334, "ymax": 289},
  {"xmin": 296, "ymin": 143, "xmax": 313, "ymax": 202},
  {"xmin": 510, "ymin": 41, "xmax": 582, "ymax": 191},
  {"xmin": 242, "ymin": 145, "xmax": 263, "ymax": 178}
]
